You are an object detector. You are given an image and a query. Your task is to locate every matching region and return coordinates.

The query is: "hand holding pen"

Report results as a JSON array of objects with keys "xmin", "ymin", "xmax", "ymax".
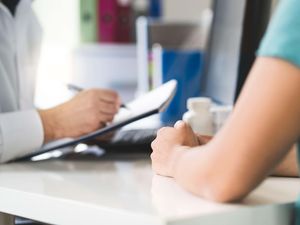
[
  {"xmin": 39, "ymin": 85, "xmax": 121, "ymax": 143},
  {"xmin": 67, "ymin": 83, "xmax": 128, "ymax": 109}
]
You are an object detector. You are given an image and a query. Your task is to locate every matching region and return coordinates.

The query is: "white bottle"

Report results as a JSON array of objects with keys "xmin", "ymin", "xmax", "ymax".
[
  {"xmin": 183, "ymin": 97, "xmax": 214, "ymax": 136},
  {"xmin": 211, "ymin": 106, "xmax": 233, "ymax": 133}
]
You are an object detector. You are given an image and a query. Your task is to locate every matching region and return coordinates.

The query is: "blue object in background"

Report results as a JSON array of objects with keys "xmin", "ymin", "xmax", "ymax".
[
  {"xmin": 149, "ymin": 0, "xmax": 162, "ymax": 18},
  {"xmin": 160, "ymin": 50, "xmax": 204, "ymax": 125}
]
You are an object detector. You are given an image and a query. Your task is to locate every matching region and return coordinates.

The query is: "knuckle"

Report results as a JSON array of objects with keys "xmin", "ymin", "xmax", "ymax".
[
  {"xmin": 110, "ymin": 102, "xmax": 117, "ymax": 110},
  {"xmin": 181, "ymin": 122, "xmax": 188, "ymax": 130},
  {"xmin": 110, "ymin": 91, "xmax": 118, "ymax": 98},
  {"xmin": 150, "ymin": 152, "xmax": 157, "ymax": 161},
  {"xmin": 102, "ymin": 89, "xmax": 113, "ymax": 95},
  {"xmin": 100, "ymin": 114, "xmax": 113, "ymax": 123},
  {"xmin": 150, "ymin": 152, "xmax": 154, "ymax": 160},
  {"xmin": 102, "ymin": 103, "xmax": 115, "ymax": 113},
  {"xmin": 106, "ymin": 89, "xmax": 118, "ymax": 97},
  {"xmin": 151, "ymin": 140, "xmax": 156, "ymax": 150},
  {"xmin": 104, "ymin": 102, "xmax": 113, "ymax": 111},
  {"xmin": 107, "ymin": 115, "xmax": 114, "ymax": 121},
  {"xmin": 157, "ymin": 127, "xmax": 166, "ymax": 136},
  {"xmin": 157, "ymin": 127, "xmax": 173, "ymax": 137}
]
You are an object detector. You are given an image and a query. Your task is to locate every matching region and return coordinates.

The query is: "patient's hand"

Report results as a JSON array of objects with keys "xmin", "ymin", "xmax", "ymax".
[
  {"xmin": 172, "ymin": 121, "xmax": 204, "ymax": 147},
  {"xmin": 151, "ymin": 120, "xmax": 205, "ymax": 177},
  {"xmin": 197, "ymin": 134, "xmax": 213, "ymax": 145}
]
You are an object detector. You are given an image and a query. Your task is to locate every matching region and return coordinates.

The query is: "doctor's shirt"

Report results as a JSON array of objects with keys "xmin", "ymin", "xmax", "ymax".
[{"xmin": 0, "ymin": 0, "xmax": 44, "ymax": 162}]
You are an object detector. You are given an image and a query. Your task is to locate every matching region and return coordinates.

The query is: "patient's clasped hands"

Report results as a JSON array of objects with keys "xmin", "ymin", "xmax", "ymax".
[{"xmin": 151, "ymin": 121, "xmax": 212, "ymax": 177}]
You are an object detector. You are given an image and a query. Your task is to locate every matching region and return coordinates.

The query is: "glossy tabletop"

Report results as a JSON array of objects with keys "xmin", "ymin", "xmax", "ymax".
[{"xmin": 0, "ymin": 159, "xmax": 298, "ymax": 225}]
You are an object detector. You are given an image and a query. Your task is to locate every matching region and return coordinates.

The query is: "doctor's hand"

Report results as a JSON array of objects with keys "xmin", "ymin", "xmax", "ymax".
[
  {"xmin": 151, "ymin": 121, "xmax": 203, "ymax": 177},
  {"xmin": 38, "ymin": 89, "xmax": 120, "ymax": 143}
]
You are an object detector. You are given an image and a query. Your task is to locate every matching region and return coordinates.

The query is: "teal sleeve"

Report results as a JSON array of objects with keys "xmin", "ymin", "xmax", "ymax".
[{"xmin": 257, "ymin": 0, "xmax": 300, "ymax": 69}]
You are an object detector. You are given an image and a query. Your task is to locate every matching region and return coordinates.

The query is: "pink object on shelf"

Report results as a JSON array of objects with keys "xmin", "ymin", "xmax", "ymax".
[
  {"xmin": 116, "ymin": 2, "xmax": 132, "ymax": 43},
  {"xmin": 98, "ymin": 0, "xmax": 118, "ymax": 42},
  {"xmin": 98, "ymin": 0, "xmax": 132, "ymax": 43}
]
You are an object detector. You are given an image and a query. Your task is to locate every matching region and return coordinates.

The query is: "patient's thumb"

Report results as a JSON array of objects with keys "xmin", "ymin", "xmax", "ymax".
[{"xmin": 174, "ymin": 120, "xmax": 186, "ymax": 130}]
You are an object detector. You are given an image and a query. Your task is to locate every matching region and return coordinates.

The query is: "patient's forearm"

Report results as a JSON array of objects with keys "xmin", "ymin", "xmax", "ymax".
[
  {"xmin": 172, "ymin": 58, "xmax": 300, "ymax": 203},
  {"xmin": 272, "ymin": 145, "xmax": 299, "ymax": 177}
]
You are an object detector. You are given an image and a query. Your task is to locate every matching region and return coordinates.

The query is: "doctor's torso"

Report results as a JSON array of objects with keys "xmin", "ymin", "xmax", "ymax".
[{"xmin": 0, "ymin": 0, "xmax": 42, "ymax": 113}]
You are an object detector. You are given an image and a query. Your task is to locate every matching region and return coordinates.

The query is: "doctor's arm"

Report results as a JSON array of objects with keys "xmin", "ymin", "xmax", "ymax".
[
  {"xmin": 0, "ymin": 89, "xmax": 120, "ymax": 163},
  {"xmin": 151, "ymin": 57, "xmax": 300, "ymax": 202},
  {"xmin": 38, "ymin": 88, "xmax": 120, "ymax": 143},
  {"xmin": 0, "ymin": 110, "xmax": 44, "ymax": 163}
]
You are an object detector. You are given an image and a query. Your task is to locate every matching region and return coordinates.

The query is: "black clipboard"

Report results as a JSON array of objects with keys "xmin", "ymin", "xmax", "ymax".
[{"xmin": 12, "ymin": 80, "xmax": 177, "ymax": 162}]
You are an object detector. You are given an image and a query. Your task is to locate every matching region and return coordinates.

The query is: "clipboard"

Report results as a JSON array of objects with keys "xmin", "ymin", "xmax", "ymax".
[{"xmin": 12, "ymin": 80, "xmax": 177, "ymax": 162}]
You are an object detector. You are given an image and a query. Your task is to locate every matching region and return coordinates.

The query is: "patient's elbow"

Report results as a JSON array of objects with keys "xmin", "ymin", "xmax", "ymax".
[{"xmin": 201, "ymin": 175, "xmax": 250, "ymax": 203}]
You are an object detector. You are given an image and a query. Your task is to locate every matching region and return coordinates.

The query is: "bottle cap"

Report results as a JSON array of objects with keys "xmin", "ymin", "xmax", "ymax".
[{"xmin": 187, "ymin": 97, "xmax": 211, "ymax": 111}]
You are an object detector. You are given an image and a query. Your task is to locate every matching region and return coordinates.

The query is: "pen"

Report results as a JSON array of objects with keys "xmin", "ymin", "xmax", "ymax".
[
  {"xmin": 67, "ymin": 83, "xmax": 83, "ymax": 92},
  {"xmin": 67, "ymin": 83, "xmax": 128, "ymax": 109}
]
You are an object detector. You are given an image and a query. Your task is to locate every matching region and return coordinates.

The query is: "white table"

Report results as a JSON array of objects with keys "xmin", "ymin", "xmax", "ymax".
[{"xmin": 0, "ymin": 159, "xmax": 298, "ymax": 225}]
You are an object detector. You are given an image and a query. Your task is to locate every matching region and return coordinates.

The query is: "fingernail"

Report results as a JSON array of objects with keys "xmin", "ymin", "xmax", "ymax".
[{"xmin": 174, "ymin": 120, "xmax": 185, "ymax": 129}]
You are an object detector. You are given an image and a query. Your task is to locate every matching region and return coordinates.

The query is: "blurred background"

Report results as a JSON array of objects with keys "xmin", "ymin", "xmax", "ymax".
[
  {"xmin": 33, "ymin": 0, "xmax": 279, "ymax": 124},
  {"xmin": 33, "ymin": 0, "xmax": 212, "ymax": 111}
]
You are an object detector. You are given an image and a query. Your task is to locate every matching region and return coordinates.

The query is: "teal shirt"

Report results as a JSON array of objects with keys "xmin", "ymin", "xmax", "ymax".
[
  {"xmin": 257, "ymin": 1, "xmax": 300, "ymax": 224},
  {"xmin": 258, "ymin": 0, "xmax": 300, "ymax": 170},
  {"xmin": 258, "ymin": 0, "xmax": 300, "ymax": 68}
]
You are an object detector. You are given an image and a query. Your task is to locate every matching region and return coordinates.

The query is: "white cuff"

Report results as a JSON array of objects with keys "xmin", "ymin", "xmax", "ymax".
[{"xmin": 0, "ymin": 110, "xmax": 44, "ymax": 163}]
